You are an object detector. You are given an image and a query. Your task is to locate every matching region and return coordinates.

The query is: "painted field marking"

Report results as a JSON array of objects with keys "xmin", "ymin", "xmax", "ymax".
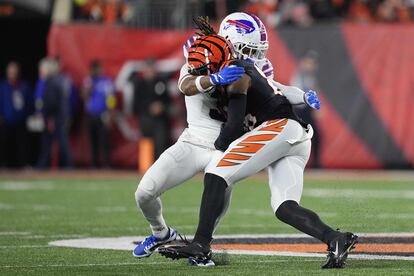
[
  {"xmin": 0, "ymin": 262, "xmax": 164, "ymax": 269},
  {"xmin": 0, "ymin": 259, "xmax": 319, "ymax": 269},
  {"xmin": 0, "ymin": 181, "xmax": 54, "ymax": 191},
  {"xmin": 215, "ymin": 250, "xmax": 414, "ymax": 261},
  {"xmin": 0, "ymin": 232, "xmax": 31, "ymax": 236},
  {"xmin": 48, "ymin": 233, "xmax": 414, "ymax": 261},
  {"xmin": 304, "ymin": 188, "xmax": 414, "ymax": 199},
  {"xmin": 213, "ymin": 243, "xmax": 414, "ymax": 253},
  {"xmin": 0, "ymin": 245, "xmax": 49, "ymax": 249}
]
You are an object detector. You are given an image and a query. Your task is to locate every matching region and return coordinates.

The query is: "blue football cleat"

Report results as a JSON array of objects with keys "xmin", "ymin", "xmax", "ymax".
[{"xmin": 132, "ymin": 228, "xmax": 177, "ymax": 258}]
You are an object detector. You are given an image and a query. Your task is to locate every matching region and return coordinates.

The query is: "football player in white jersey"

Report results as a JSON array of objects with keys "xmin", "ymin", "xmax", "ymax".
[
  {"xmin": 159, "ymin": 19, "xmax": 357, "ymax": 269},
  {"xmin": 132, "ymin": 13, "xmax": 320, "ymax": 261}
]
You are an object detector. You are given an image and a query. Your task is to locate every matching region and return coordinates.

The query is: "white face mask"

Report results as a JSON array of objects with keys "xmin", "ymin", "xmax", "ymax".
[{"xmin": 236, "ymin": 43, "xmax": 268, "ymax": 62}]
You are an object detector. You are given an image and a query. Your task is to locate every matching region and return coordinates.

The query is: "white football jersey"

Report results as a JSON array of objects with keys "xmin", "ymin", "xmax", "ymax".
[{"xmin": 177, "ymin": 64, "xmax": 222, "ymax": 149}]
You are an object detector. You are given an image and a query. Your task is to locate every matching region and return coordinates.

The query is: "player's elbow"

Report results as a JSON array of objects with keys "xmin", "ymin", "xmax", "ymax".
[
  {"xmin": 179, "ymin": 78, "xmax": 198, "ymax": 96},
  {"xmin": 226, "ymin": 74, "xmax": 250, "ymax": 95}
]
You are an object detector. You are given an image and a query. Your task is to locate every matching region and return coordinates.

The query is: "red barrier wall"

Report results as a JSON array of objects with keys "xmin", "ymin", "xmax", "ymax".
[{"xmin": 48, "ymin": 23, "xmax": 414, "ymax": 169}]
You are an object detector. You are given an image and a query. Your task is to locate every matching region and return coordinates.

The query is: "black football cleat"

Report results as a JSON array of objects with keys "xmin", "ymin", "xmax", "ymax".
[
  {"xmin": 158, "ymin": 241, "xmax": 212, "ymax": 263},
  {"xmin": 321, "ymin": 232, "xmax": 358, "ymax": 269}
]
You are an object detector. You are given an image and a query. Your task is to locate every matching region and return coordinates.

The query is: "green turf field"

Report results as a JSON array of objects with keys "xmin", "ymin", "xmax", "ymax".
[{"xmin": 0, "ymin": 173, "xmax": 413, "ymax": 275}]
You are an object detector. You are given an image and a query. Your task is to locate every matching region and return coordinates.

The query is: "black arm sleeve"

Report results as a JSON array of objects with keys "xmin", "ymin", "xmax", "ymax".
[{"xmin": 214, "ymin": 93, "xmax": 247, "ymax": 151}]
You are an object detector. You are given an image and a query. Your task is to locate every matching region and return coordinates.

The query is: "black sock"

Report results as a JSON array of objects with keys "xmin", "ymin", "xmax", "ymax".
[
  {"xmin": 193, "ymin": 173, "xmax": 227, "ymax": 246},
  {"xmin": 275, "ymin": 200, "xmax": 339, "ymax": 244}
]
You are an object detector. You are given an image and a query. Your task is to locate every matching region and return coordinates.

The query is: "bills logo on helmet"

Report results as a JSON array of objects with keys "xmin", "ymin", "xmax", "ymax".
[{"xmin": 224, "ymin": 19, "xmax": 255, "ymax": 34}]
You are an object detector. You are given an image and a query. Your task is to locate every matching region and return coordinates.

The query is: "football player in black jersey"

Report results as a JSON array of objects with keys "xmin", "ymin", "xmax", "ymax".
[{"xmin": 159, "ymin": 18, "xmax": 357, "ymax": 269}]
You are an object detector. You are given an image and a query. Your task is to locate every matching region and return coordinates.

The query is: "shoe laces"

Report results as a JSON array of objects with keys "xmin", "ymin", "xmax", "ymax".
[
  {"xmin": 177, "ymin": 233, "xmax": 190, "ymax": 244},
  {"xmin": 142, "ymin": 235, "xmax": 158, "ymax": 249}
]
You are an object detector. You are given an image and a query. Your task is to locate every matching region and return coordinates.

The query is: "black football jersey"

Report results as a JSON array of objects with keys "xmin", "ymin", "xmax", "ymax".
[{"xmin": 228, "ymin": 59, "xmax": 302, "ymax": 127}]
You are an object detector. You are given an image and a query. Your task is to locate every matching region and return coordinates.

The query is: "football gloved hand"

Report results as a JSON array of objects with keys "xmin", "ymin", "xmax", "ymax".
[
  {"xmin": 210, "ymin": 65, "xmax": 245, "ymax": 86},
  {"xmin": 304, "ymin": 89, "xmax": 321, "ymax": 110}
]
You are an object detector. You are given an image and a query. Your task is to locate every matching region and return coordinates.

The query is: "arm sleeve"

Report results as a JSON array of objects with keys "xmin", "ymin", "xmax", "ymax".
[
  {"xmin": 214, "ymin": 93, "xmax": 247, "ymax": 151},
  {"xmin": 272, "ymin": 80, "xmax": 305, "ymax": 105}
]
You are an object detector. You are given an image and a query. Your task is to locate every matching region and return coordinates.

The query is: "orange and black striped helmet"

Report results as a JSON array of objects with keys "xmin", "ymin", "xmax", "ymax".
[{"xmin": 187, "ymin": 34, "xmax": 235, "ymax": 75}]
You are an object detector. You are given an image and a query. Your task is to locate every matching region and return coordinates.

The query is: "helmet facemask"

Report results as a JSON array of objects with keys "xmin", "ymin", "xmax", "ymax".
[{"xmin": 234, "ymin": 41, "xmax": 268, "ymax": 63}]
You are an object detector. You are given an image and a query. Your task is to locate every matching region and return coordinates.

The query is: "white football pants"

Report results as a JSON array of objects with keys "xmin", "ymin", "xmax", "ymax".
[
  {"xmin": 206, "ymin": 119, "xmax": 312, "ymax": 212},
  {"xmin": 135, "ymin": 140, "xmax": 232, "ymax": 235}
]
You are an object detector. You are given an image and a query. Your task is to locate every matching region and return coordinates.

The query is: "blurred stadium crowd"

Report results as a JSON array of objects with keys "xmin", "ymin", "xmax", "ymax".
[{"xmin": 72, "ymin": 0, "xmax": 414, "ymax": 26}]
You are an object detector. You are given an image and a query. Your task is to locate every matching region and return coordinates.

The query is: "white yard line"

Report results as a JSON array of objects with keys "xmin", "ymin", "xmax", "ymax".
[
  {"xmin": 216, "ymin": 250, "xmax": 414, "ymax": 261},
  {"xmin": 0, "ymin": 262, "xmax": 161, "ymax": 269},
  {"xmin": 0, "ymin": 245, "xmax": 49, "ymax": 248},
  {"xmin": 48, "ymin": 232, "xmax": 414, "ymax": 251},
  {"xmin": 0, "ymin": 259, "xmax": 318, "ymax": 269},
  {"xmin": 1, "ymin": 253, "xmax": 413, "ymax": 269},
  {"xmin": 0, "ymin": 232, "xmax": 31, "ymax": 236},
  {"xmin": 0, "ymin": 181, "xmax": 54, "ymax": 191},
  {"xmin": 303, "ymin": 188, "xmax": 414, "ymax": 199}
]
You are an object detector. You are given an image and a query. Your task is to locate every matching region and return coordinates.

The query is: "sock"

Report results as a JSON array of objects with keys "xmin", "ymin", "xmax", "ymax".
[
  {"xmin": 193, "ymin": 173, "xmax": 228, "ymax": 246},
  {"xmin": 151, "ymin": 223, "xmax": 169, "ymax": 239},
  {"xmin": 275, "ymin": 200, "xmax": 340, "ymax": 244},
  {"xmin": 135, "ymin": 188, "xmax": 169, "ymax": 239}
]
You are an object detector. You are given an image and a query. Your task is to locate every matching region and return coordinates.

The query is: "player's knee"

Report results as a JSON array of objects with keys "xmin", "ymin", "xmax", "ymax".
[
  {"xmin": 275, "ymin": 200, "xmax": 299, "ymax": 221},
  {"xmin": 204, "ymin": 173, "xmax": 228, "ymax": 188},
  {"xmin": 135, "ymin": 179, "xmax": 157, "ymax": 207}
]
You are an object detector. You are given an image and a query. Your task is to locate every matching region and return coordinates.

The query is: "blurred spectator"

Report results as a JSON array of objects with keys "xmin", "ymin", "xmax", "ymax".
[
  {"xmin": 309, "ymin": 0, "xmax": 338, "ymax": 20},
  {"xmin": 290, "ymin": 51, "xmax": 322, "ymax": 168},
  {"xmin": 280, "ymin": 0, "xmax": 313, "ymax": 26},
  {"xmin": 34, "ymin": 59, "xmax": 49, "ymax": 114},
  {"xmin": 73, "ymin": 0, "xmax": 132, "ymax": 24},
  {"xmin": 244, "ymin": 0, "xmax": 281, "ymax": 26},
  {"xmin": 36, "ymin": 58, "xmax": 73, "ymax": 169},
  {"xmin": 33, "ymin": 58, "xmax": 77, "ymax": 119},
  {"xmin": 347, "ymin": 0, "xmax": 375, "ymax": 22},
  {"xmin": 0, "ymin": 61, "xmax": 32, "ymax": 168},
  {"xmin": 376, "ymin": 0, "xmax": 411, "ymax": 22},
  {"xmin": 130, "ymin": 59, "xmax": 171, "ymax": 160},
  {"xmin": 82, "ymin": 60, "xmax": 115, "ymax": 168},
  {"xmin": 330, "ymin": 0, "xmax": 351, "ymax": 17}
]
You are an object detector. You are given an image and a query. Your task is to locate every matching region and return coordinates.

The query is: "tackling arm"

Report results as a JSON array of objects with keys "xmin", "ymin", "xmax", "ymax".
[
  {"xmin": 272, "ymin": 80, "xmax": 305, "ymax": 105},
  {"xmin": 178, "ymin": 74, "xmax": 213, "ymax": 96},
  {"xmin": 178, "ymin": 64, "xmax": 245, "ymax": 96},
  {"xmin": 214, "ymin": 74, "xmax": 250, "ymax": 151},
  {"xmin": 271, "ymin": 80, "xmax": 321, "ymax": 110}
]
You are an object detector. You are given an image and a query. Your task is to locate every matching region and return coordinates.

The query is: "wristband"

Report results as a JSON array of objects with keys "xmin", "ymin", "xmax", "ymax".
[{"xmin": 195, "ymin": 76, "xmax": 212, "ymax": 93}]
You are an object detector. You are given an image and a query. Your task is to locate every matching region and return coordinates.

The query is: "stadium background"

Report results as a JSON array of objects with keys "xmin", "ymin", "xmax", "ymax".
[
  {"xmin": 1, "ymin": 0, "xmax": 414, "ymax": 170},
  {"xmin": 1, "ymin": 1, "xmax": 414, "ymax": 275}
]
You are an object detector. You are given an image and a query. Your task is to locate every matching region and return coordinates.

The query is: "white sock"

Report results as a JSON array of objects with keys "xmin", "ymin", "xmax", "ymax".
[
  {"xmin": 140, "ymin": 197, "xmax": 169, "ymax": 238},
  {"xmin": 151, "ymin": 225, "xmax": 169, "ymax": 239}
]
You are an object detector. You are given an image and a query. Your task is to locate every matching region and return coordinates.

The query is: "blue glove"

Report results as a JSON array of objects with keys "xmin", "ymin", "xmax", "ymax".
[
  {"xmin": 210, "ymin": 66, "xmax": 245, "ymax": 86},
  {"xmin": 304, "ymin": 89, "xmax": 321, "ymax": 110}
]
